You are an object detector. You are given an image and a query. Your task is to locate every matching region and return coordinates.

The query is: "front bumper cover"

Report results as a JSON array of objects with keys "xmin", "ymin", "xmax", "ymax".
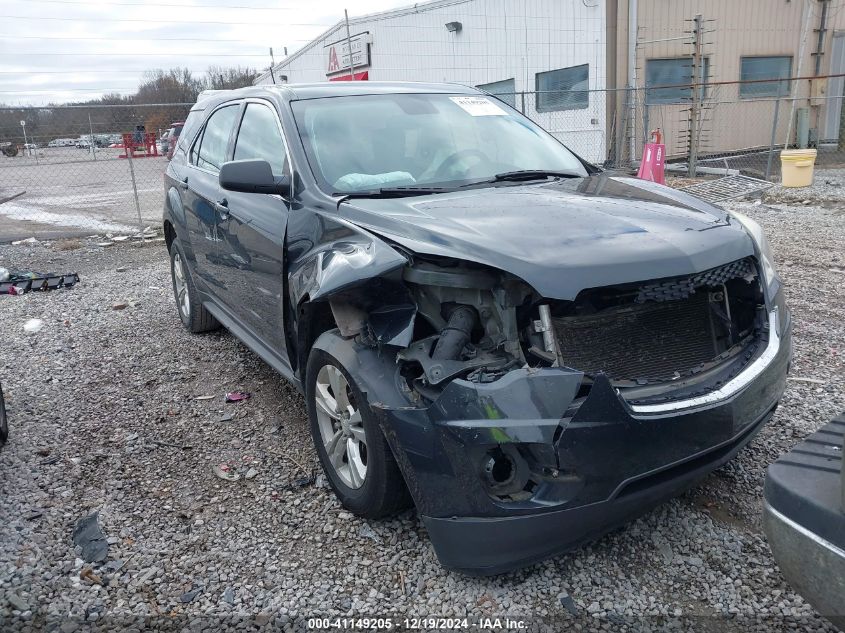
[{"xmin": 313, "ymin": 307, "xmax": 791, "ymax": 575}]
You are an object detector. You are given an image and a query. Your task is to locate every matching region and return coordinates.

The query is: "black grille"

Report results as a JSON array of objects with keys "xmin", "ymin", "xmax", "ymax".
[
  {"xmin": 553, "ymin": 291, "xmax": 717, "ymax": 381},
  {"xmin": 636, "ymin": 258, "xmax": 756, "ymax": 303}
]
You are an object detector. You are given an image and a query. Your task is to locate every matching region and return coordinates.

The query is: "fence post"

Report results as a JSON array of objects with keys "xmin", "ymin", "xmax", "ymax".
[
  {"xmin": 521, "ymin": 91, "xmax": 525, "ymax": 115},
  {"xmin": 687, "ymin": 14, "xmax": 703, "ymax": 177},
  {"xmin": 765, "ymin": 97, "xmax": 782, "ymax": 181},
  {"xmin": 88, "ymin": 112, "xmax": 97, "ymax": 162},
  {"xmin": 125, "ymin": 148, "xmax": 144, "ymax": 231}
]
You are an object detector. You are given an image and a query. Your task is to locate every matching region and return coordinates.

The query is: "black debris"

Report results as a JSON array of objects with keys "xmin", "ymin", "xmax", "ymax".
[{"xmin": 72, "ymin": 512, "xmax": 109, "ymax": 563}]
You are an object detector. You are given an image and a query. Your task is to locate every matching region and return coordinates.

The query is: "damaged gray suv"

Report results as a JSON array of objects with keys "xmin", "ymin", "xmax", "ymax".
[{"xmin": 163, "ymin": 82, "xmax": 791, "ymax": 575}]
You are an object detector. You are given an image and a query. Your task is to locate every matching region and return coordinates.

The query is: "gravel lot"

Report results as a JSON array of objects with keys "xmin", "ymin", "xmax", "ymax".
[{"xmin": 0, "ymin": 174, "xmax": 843, "ymax": 632}]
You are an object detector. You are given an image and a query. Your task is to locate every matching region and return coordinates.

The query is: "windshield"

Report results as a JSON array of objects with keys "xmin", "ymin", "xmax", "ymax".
[{"xmin": 290, "ymin": 93, "xmax": 589, "ymax": 193}]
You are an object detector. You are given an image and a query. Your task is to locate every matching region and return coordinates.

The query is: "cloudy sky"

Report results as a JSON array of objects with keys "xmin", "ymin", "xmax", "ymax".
[{"xmin": 0, "ymin": 0, "xmax": 410, "ymax": 105}]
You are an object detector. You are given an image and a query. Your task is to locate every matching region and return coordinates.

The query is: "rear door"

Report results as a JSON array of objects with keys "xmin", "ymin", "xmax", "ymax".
[
  {"xmin": 215, "ymin": 100, "xmax": 291, "ymax": 352},
  {"xmin": 182, "ymin": 103, "xmax": 240, "ymax": 292}
]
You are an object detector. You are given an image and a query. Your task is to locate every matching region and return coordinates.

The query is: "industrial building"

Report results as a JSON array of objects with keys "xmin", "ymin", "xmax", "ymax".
[{"xmin": 256, "ymin": 0, "xmax": 845, "ymax": 165}]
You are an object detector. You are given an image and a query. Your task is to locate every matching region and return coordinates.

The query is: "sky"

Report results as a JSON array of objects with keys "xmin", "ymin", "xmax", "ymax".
[{"xmin": 0, "ymin": 0, "xmax": 410, "ymax": 105}]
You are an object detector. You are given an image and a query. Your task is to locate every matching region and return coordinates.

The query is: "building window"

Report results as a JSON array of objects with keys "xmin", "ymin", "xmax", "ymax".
[
  {"xmin": 535, "ymin": 64, "xmax": 589, "ymax": 112},
  {"xmin": 740, "ymin": 56, "xmax": 792, "ymax": 98},
  {"xmin": 645, "ymin": 57, "xmax": 709, "ymax": 105},
  {"xmin": 476, "ymin": 79, "xmax": 516, "ymax": 108}
]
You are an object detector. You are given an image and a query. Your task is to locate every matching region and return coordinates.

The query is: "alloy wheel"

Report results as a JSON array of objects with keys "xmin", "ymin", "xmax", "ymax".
[
  {"xmin": 172, "ymin": 252, "xmax": 190, "ymax": 319},
  {"xmin": 314, "ymin": 364, "xmax": 367, "ymax": 489}
]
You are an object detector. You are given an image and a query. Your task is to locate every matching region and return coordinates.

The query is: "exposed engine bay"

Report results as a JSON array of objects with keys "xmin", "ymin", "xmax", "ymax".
[{"xmin": 378, "ymin": 252, "xmax": 768, "ymax": 409}]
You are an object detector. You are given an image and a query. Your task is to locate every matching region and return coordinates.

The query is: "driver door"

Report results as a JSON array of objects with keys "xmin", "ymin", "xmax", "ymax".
[{"xmin": 214, "ymin": 100, "xmax": 291, "ymax": 352}]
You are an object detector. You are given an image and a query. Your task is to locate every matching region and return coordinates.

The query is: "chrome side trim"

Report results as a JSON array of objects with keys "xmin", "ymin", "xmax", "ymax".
[{"xmin": 629, "ymin": 307, "xmax": 780, "ymax": 414}]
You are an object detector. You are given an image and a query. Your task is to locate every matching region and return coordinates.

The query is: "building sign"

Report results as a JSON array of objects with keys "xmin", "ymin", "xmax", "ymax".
[{"xmin": 325, "ymin": 32, "xmax": 372, "ymax": 76}]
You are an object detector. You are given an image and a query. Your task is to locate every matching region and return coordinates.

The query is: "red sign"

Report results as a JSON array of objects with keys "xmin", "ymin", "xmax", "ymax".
[
  {"xmin": 327, "ymin": 46, "xmax": 341, "ymax": 73},
  {"xmin": 329, "ymin": 71, "xmax": 369, "ymax": 82}
]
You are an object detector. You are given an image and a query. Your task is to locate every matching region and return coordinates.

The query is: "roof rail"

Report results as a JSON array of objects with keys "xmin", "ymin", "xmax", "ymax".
[{"xmin": 196, "ymin": 89, "xmax": 230, "ymax": 102}]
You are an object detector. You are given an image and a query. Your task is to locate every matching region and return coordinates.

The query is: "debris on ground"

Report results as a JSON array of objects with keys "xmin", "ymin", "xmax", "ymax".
[
  {"xmin": 224, "ymin": 391, "xmax": 251, "ymax": 403},
  {"xmin": 79, "ymin": 567, "xmax": 102, "ymax": 585},
  {"xmin": 11, "ymin": 237, "xmax": 38, "ymax": 246},
  {"xmin": 218, "ymin": 413, "xmax": 234, "ymax": 423},
  {"xmin": 23, "ymin": 318, "xmax": 44, "ymax": 334},
  {"xmin": 788, "ymin": 377, "xmax": 826, "ymax": 385},
  {"xmin": 291, "ymin": 474, "xmax": 316, "ymax": 488},
  {"xmin": 244, "ymin": 467, "xmax": 258, "ymax": 480},
  {"xmin": 2, "ymin": 271, "xmax": 79, "ymax": 295},
  {"xmin": 559, "ymin": 593, "xmax": 579, "ymax": 616},
  {"xmin": 194, "ymin": 395, "xmax": 214, "ymax": 401},
  {"xmin": 358, "ymin": 523, "xmax": 381, "ymax": 544},
  {"xmin": 212, "ymin": 463, "xmax": 241, "ymax": 482},
  {"xmin": 71, "ymin": 512, "xmax": 109, "ymax": 563},
  {"xmin": 112, "ymin": 302, "xmax": 128, "ymax": 311}
]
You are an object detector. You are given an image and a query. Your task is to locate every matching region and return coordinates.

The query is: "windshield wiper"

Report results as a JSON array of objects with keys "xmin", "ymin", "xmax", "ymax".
[
  {"xmin": 492, "ymin": 169, "xmax": 584, "ymax": 182},
  {"xmin": 334, "ymin": 186, "xmax": 453, "ymax": 207}
]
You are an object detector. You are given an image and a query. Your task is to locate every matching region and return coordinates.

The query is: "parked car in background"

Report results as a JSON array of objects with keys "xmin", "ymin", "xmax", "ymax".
[
  {"xmin": 163, "ymin": 83, "xmax": 791, "ymax": 574},
  {"xmin": 764, "ymin": 412, "xmax": 845, "ymax": 629},
  {"xmin": 163, "ymin": 121, "xmax": 184, "ymax": 160}
]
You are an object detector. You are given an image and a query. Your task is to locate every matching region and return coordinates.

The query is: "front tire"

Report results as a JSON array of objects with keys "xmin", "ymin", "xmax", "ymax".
[
  {"xmin": 169, "ymin": 238, "xmax": 219, "ymax": 333},
  {"xmin": 306, "ymin": 346, "xmax": 411, "ymax": 519}
]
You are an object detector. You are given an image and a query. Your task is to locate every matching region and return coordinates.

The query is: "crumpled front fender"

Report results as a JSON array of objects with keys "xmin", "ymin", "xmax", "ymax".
[{"xmin": 288, "ymin": 232, "xmax": 408, "ymax": 306}]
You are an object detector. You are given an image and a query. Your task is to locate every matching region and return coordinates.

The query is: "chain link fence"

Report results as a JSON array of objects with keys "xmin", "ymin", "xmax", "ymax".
[
  {"xmin": 2, "ymin": 80, "xmax": 844, "ymax": 241},
  {"xmin": 1, "ymin": 103, "xmax": 191, "ymax": 241}
]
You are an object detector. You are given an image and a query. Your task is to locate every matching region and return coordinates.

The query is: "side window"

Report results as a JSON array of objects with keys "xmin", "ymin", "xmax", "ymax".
[
  {"xmin": 740, "ymin": 56, "xmax": 792, "ymax": 99},
  {"xmin": 194, "ymin": 105, "xmax": 238, "ymax": 172},
  {"xmin": 645, "ymin": 57, "xmax": 710, "ymax": 105},
  {"xmin": 233, "ymin": 103, "xmax": 288, "ymax": 177},
  {"xmin": 182, "ymin": 110, "xmax": 204, "ymax": 160}
]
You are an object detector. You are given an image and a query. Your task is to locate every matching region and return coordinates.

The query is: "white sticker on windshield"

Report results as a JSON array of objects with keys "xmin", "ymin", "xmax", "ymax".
[{"xmin": 449, "ymin": 96, "xmax": 507, "ymax": 116}]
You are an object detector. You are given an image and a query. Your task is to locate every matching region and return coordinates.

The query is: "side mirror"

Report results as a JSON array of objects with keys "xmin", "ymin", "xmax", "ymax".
[{"xmin": 219, "ymin": 159, "xmax": 290, "ymax": 196}]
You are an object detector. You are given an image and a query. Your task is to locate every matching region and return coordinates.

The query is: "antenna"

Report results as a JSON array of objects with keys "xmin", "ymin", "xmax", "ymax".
[{"xmin": 269, "ymin": 47, "xmax": 277, "ymax": 84}]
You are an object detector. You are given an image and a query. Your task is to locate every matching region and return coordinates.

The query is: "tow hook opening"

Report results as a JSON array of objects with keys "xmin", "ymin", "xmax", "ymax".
[{"xmin": 483, "ymin": 448, "xmax": 516, "ymax": 488}]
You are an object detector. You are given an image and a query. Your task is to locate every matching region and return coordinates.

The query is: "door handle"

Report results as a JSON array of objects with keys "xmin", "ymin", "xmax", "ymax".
[
  {"xmin": 177, "ymin": 177, "xmax": 189, "ymax": 190},
  {"xmin": 215, "ymin": 199, "xmax": 230, "ymax": 220}
]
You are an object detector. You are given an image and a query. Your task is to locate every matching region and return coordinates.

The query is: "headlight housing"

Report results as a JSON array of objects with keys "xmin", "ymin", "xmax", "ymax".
[{"xmin": 729, "ymin": 211, "xmax": 779, "ymax": 298}]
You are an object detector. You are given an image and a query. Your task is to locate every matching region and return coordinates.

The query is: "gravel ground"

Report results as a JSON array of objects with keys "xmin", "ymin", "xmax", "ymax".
[{"xmin": 0, "ymin": 174, "xmax": 843, "ymax": 632}]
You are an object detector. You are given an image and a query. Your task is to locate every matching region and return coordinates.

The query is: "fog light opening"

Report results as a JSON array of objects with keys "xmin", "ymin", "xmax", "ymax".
[{"xmin": 483, "ymin": 449, "xmax": 515, "ymax": 488}]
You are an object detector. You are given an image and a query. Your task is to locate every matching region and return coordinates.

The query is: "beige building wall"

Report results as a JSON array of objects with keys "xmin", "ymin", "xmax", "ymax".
[{"xmin": 609, "ymin": 0, "xmax": 845, "ymax": 162}]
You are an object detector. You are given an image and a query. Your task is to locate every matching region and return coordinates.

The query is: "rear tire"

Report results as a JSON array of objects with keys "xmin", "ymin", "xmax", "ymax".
[
  {"xmin": 169, "ymin": 238, "xmax": 219, "ymax": 333},
  {"xmin": 306, "ymin": 345, "xmax": 411, "ymax": 519}
]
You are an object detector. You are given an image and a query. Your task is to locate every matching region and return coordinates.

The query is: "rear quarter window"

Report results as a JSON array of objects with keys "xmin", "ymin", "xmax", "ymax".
[{"xmin": 177, "ymin": 110, "xmax": 204, "ymax": 155}]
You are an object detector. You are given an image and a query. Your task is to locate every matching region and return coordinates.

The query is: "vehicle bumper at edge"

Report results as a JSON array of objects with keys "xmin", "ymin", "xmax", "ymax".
[{"xmin": 763, "ymin": 501, "xmax": 845, "ymax": 629}]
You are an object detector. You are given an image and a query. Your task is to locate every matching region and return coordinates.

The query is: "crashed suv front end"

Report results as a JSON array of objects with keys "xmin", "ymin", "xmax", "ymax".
[{"xmin": 300, "ymin": 181, "xmax": 790, "ymax": 575}]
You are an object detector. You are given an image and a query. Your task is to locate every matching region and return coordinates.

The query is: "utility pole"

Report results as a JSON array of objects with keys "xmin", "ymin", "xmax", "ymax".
[
  {"xmin": 687, "ymin": 13, "xmax": 703, "ymax": 177},
  {"xmin": 344, "ymin": 9, "xmax": 356, "ymax": 80}
]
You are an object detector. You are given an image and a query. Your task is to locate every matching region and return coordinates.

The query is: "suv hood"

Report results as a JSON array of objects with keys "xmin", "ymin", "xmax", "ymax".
[{"xmin": 338, "ymin": 175, "xmax": 756, "ymax": 300}]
